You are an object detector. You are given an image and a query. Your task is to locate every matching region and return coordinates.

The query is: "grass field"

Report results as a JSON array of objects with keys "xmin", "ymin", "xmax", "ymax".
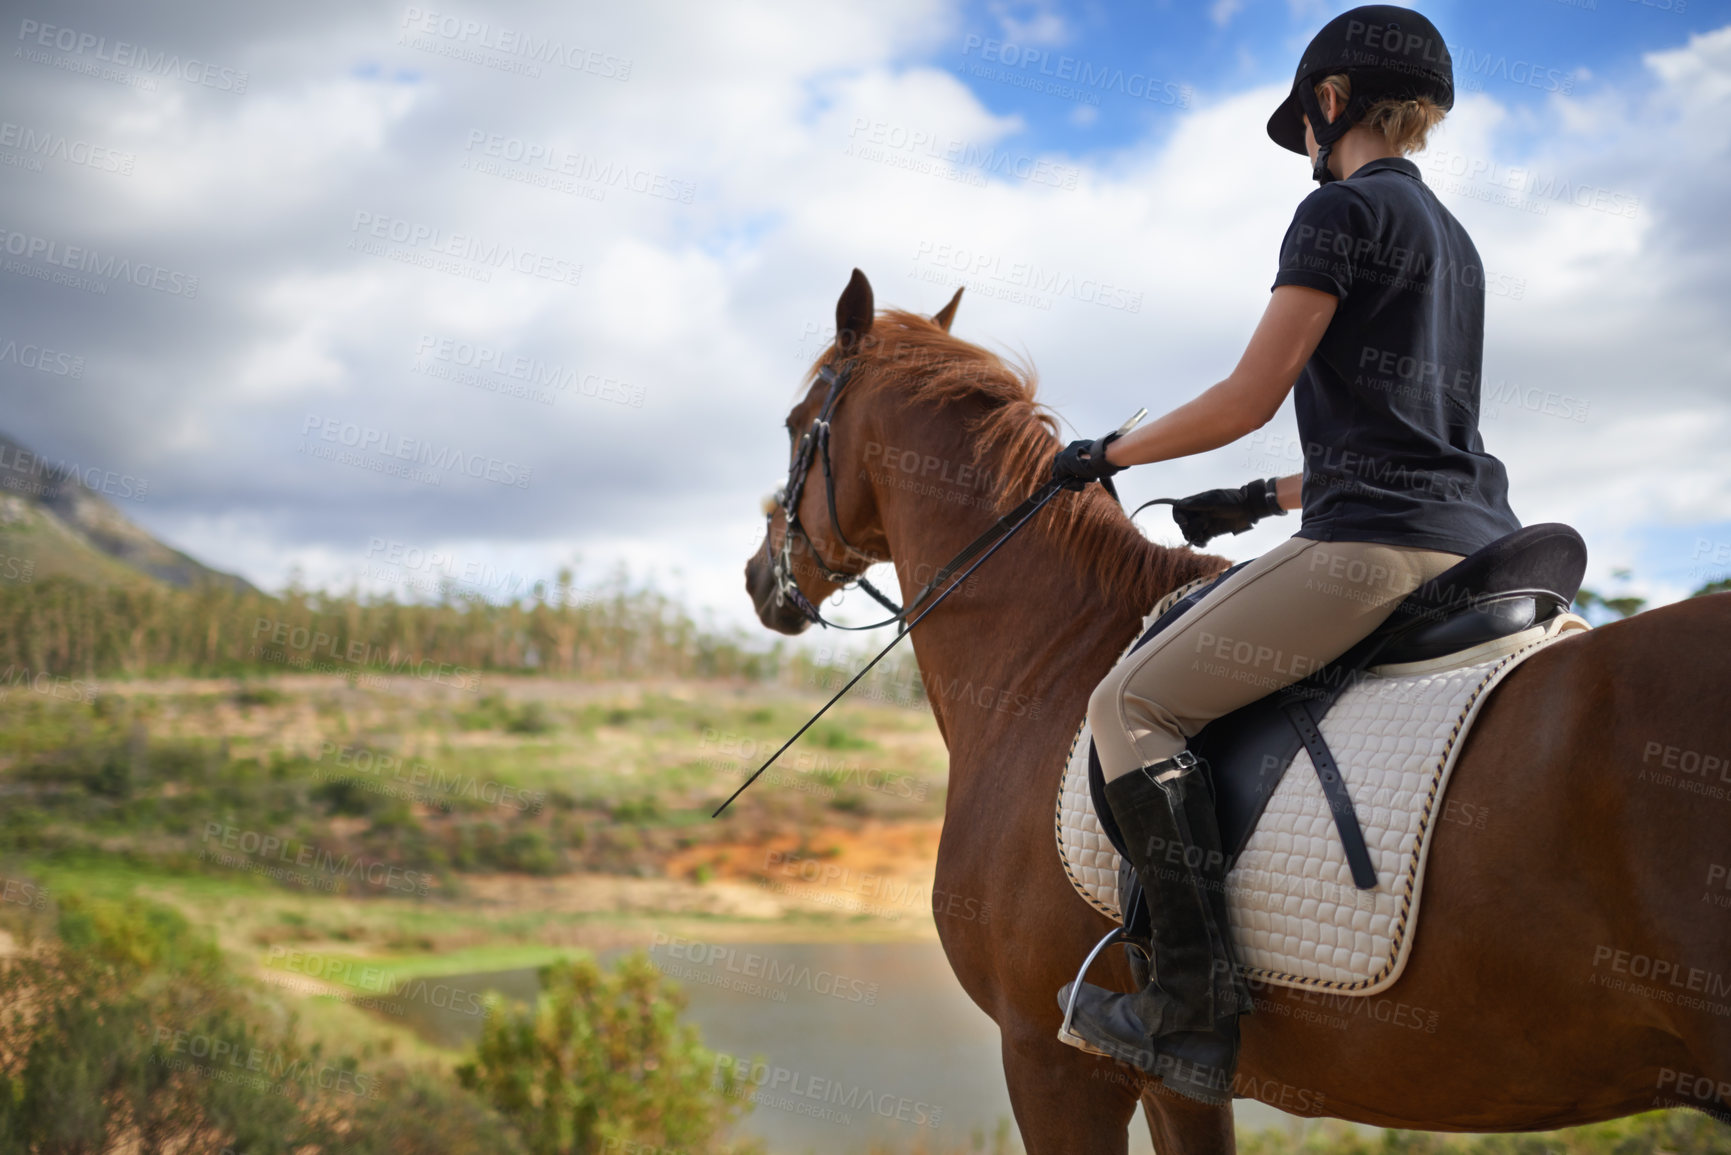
[
  {"xmin": 0, "ymin": 670, "xmax": 970, "ymax": 1151},
  {"xmin": 0, "ymin": 668, "xmax": 954, "ymax": 947},
  {"xmin": 1, "ymin": 670, "xmax": 944, "ymax": 864},
  {"xmin": 4, "ymin": 672, "xmax": 1728, "ymax": 1154}
]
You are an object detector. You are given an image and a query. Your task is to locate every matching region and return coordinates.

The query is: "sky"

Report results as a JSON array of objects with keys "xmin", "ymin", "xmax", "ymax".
[{"xmin": 2, "ymin": 0, "xmax": 1728, "ymax": 647}]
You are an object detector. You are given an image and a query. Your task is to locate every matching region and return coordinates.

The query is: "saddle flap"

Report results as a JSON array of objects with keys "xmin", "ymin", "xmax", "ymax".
[{"xmin": 1191, "ymin": 694, "xmax": 1304, "ymax": 860}]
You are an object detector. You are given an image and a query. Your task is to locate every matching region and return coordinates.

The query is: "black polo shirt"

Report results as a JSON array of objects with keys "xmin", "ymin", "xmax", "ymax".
[{"xmin": 1272, "ymin": 156, "xmax": 1521, "ymax": 556}]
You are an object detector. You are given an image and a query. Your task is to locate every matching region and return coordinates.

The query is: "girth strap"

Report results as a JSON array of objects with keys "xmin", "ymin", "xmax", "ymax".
[{"xmin": 1281, "ymin": 699, "xmax": 1378, "ymax": 890}]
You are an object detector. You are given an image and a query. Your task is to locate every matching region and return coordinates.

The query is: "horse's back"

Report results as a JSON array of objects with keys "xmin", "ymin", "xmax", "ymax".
[{"xmin": 1240, "ymin": 596, "xmax": 1731, "ymax": 1129}]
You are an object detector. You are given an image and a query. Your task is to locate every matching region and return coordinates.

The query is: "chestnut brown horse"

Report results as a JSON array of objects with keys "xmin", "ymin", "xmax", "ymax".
[{"xmin": 742, "ymin": 271, "xmax": 1731, "ymax": 1154}]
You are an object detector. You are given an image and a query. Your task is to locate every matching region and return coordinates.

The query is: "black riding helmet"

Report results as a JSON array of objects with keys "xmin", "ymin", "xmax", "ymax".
[{"xmin": 1266, "ymin": 4, "xmax": 1453, "ymax": 184}]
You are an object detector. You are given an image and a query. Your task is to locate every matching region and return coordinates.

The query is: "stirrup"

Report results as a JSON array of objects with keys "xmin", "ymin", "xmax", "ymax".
[{"xmin": 1057, "ymin": 926, "xmax": 1123, "ymax": 1057}]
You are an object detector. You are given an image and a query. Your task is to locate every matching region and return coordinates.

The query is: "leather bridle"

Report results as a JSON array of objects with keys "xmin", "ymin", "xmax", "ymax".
[
  {"xmin": 724, "ymin": 363, "xmax": 1075, "ymax": 814},
  {"xmin": 767, "ymin": 355, "xmax": 1078, "ymax": 634},
  {"xmin": 768, "ymin": 358, "xmax": 908, "ymax": 630},
  {"xmin": 723, "ymin": 355, "xmax": 1144, "ymax": 816}
]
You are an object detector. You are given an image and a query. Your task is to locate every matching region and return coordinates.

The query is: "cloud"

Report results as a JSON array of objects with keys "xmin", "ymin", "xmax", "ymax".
[
  {"xmin": 987, "ymin": 0, "xmax": 1069, "ymax": 47},
  {"xmin": 1, "ymin": 0, "xmax": 1726, "ymax": 639}
]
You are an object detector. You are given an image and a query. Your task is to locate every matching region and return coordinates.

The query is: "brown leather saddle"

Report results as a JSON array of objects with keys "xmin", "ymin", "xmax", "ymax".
[{"xmin": 1087, "ymin": 522, "xmax": 1587, "ymax": 900}]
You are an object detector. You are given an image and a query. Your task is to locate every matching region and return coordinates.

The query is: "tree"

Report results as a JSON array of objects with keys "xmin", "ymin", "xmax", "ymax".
[{"xmin": 1573, "ymin": 588, "xmax": 1647, "ymax": 619}]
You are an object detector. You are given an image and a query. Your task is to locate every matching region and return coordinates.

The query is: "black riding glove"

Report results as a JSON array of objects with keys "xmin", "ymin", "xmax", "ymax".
[
  {"xmin": 1170, "ymin": 478, "xmax": 1285, "ymax": 547},
  {"xmin": 1050, "ymin": 432, "xmax": 1126, "ymax": 491}
]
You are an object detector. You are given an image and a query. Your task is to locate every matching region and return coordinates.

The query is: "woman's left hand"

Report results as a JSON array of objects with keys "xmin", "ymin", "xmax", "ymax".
[{"xmin": 1168, "ymin": 478, "xmax": 1284, "ymax": 546}]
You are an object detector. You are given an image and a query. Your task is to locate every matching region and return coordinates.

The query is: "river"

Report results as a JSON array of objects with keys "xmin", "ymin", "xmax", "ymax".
[{"xmin": 395, "ymin": 941, "xmax": 1322, "ymax": 1153}]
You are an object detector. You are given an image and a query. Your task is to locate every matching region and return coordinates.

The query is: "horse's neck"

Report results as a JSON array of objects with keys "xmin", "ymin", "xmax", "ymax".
[{"xmin": 875, "ymin": 439, "xmax": 1150, "ymax": 762}]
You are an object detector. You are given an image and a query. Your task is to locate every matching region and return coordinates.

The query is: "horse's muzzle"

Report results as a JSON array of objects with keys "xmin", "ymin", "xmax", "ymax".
[{"xmin": 745, "ymin": 542, "xmax": 812, "ymax": 635}]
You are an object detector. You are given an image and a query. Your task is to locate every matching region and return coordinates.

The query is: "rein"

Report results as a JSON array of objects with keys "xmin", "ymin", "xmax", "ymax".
[
  {"xmin": 719, "ymin": 374, "xmax": 1147, "ymax": 817},
  {"xmin": 769, "ymin": 359, "xmax": 1132, "ymax": 633},
  {"xmin": 715, "ymin": 476, "xmax": 1068, "ymax": 817}
]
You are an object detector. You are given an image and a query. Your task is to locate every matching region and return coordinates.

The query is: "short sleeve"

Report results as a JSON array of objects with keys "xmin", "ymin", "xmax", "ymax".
[{"xmin": 1271, "ymin": 185, "xmax": 1380, "ymax": 300}]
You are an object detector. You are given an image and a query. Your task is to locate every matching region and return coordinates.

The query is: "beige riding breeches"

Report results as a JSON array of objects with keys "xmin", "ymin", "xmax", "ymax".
[{"xmin": 1089, "ymin": 536, "xmax": 1465, "ymax": 781}]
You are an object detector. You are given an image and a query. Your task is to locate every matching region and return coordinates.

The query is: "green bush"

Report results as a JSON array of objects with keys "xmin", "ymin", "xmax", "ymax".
[
  {"xmin": 508, "ymin": 701, "xmax": 555, "ymax": 735},
  {"xmin": 456, "ymin": 951, "xmax": 758, "ymax": 1155},
  {"xmin": 809, "ymin": 721, "xmax": 872, "ymax": 750},
  {"xmin": 494, "ymin": 828, "xmax": 560, "ymax": 875},
  {"xmin": 609, "ymin": 796, "xmax": 663, "ymax": 825},
  {"xmin": 457, "ymin": 694, "xmax": 517, "ymax": 731},
  {"xmin": 311, "ymin": 774, "xmax": 379, "ymax": 817},
  {"xmin": 0, "ymin": 894, "xmax": 316, "ymax": 1152},
  {"xmin": 233, "ymin": 683, "xmax": 287, "ymax": 707},
  {"xmin": 0, "ymin": 889, "xmax": 528, "ymax": 1154}
]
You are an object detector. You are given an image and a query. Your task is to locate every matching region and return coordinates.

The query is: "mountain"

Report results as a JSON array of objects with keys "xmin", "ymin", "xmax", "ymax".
[{"xmin": 0, "ymin": 431, "xmax": 256, "ymax": 593}]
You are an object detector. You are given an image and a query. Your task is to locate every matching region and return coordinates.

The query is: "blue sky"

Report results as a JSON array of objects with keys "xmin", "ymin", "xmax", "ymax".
[{"xmin": 936, "ymin": 0, "xmax": 1723, "ymax": 157}]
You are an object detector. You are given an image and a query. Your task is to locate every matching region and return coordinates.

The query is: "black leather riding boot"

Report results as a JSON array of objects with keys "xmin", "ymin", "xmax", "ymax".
[{"xmin": 1058, "ymin": 751, "xmax": 1251, "ymax": 1105}]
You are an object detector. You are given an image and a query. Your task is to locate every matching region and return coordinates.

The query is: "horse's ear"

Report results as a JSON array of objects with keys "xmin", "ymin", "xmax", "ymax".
[
  {"xmin": 835, "ymin": 268, "xmax": 874, "ymax": 353},
  {"xmin": 932, "ymin": 287, "xmax": 963, "ymax": 332}
]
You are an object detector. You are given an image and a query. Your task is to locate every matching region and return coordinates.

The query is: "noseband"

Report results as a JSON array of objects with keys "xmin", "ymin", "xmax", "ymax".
[{"xmin": 769, "ymin": 358, "xmax": 907, "ymax": 630}]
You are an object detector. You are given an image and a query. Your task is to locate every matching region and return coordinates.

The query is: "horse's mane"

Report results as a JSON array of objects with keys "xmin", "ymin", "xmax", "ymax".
[{"xmin": 811, "ymin": 309, "xmax": 1229, "ymax": 610}]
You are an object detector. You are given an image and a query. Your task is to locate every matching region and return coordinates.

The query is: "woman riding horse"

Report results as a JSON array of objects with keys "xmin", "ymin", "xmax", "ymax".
[{"xmin": 1049, "ymin": 5, "xmax": 1522, "ymax": 1104}]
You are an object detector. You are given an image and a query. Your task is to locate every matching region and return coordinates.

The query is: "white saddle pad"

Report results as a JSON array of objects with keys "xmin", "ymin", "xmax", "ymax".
[{"xmin": 1055, "ymin": 607, "xmax": 1590, "ymax": 995}]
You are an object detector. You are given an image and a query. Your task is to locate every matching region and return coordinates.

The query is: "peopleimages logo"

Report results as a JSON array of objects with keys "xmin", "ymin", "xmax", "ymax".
[
  {"xmin": 249, "ymin": 617, "xmax": 481, "ymax": 692},
  {"xmin": 15, "ymin": 19, "xmax": 249, "ymax": 92},
  {"xmin": 959, "ymin": 35, "xmax": 1191, "ymax": 107},
  {"xmin": 0, "ymin": 336, "xmax": 85, "ymax": 377},
  {"xmin": 0, "ymin": 442, "xmax": 149, "ymax": 501},
  {"xmin": 0, "ymin": 227, "xmax": 198, "ymax": 297},
  {"xmin": 315, "ymin": 742, "xmax": 546, "ymax": 813},
  {"xmin": 1450, "ymin": 45, "xmax": 1575, "ymax": 95},
  {"xmin": 349, "ymin": 211, "xmax": 582, "ymax": 287},
  {"xmin": 712, "ymin": 1054, "xmax": 945, "ymax": 1128},
  {"xmin": 0, "ymin": 665, "xmax": 99, "ymax": 704},
  {"xmin": 1425, "ymin": 151, "xmax": 1640, "ymax": 220},
  {"xmin": 151, "ymin": 1028, "xmax": 380, "ymax": 1100},
  {"xmin": 299, "ymin": 414, "xmax": 533, "ymax": 489},
  {"xmin": 200, "ymin": 823, "xmax": 433, "ymax": 896},
  {"xmin": 398, "ymin": 8, "xmax": 632, "ymax": 80},
  {"xmin": 846, "ymin": 119, "xmax": 1080, "ymax": 190},
  {"xmin": 413, "ymin": 335, "xmax": 646, "ymax": 407},
  {"xmin": 0, "ymin": 120, "xmax": 134, "ymax": 175},
  {"xmin": 911, "ymin": 240, "xmax": 1143, "ymax": 313},
  {"xmin": 462, "ymin": 132, "xmax": 695, "ymax": 204}
]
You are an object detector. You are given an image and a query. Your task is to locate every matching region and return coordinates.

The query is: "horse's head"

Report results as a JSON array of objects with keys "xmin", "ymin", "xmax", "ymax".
[
  {"xmin": 744, "ymin": 269, "xmax": 965, "ymax": 634},
  {"xmin": 744, "ymin": 270, "xmax": 1209, "ymax": 637}
]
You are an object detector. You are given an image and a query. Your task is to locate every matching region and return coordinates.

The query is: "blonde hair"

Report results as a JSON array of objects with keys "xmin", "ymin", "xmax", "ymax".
[{"xmin": 1314, "ymin": 73, "xmax": 1445, "ymax": 155}]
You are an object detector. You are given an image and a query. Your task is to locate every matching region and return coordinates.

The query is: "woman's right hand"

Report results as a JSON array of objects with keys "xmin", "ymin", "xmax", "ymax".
[{"xmin": 1050, "ymin": 434, "xmax": 1126, "ymax": 491}]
